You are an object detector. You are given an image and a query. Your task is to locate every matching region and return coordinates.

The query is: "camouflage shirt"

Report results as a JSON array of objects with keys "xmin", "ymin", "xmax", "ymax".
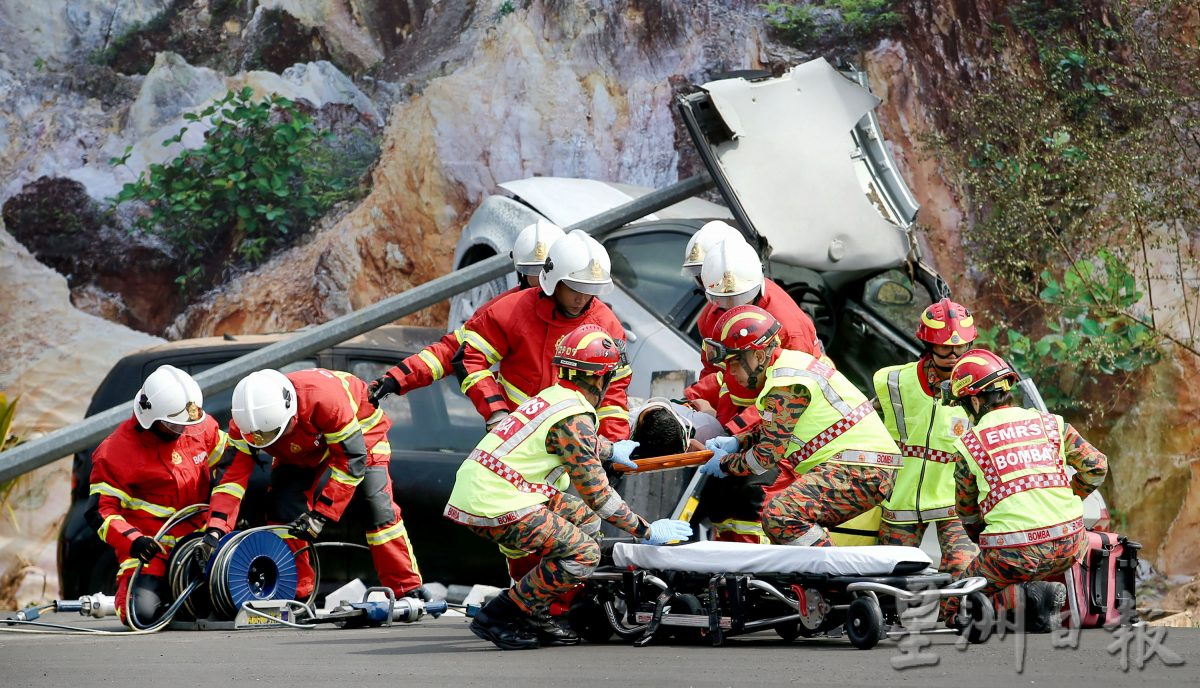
[
  {"xmin": 545, "ymin": 413, "xmax": 649, "ymax": 538},
  {"xmin": 955, "ymin": 419, "xmax": 1108, "ymax": 530},
  {"xmin": 722, "ymin": 384, "xmax": 811, "ymax": 477}
]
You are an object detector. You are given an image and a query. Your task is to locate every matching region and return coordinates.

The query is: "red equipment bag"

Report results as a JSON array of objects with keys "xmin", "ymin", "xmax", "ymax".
[{"xmin": 1064, "ymin": 530, "xmax": 1141, "ymax": 628}]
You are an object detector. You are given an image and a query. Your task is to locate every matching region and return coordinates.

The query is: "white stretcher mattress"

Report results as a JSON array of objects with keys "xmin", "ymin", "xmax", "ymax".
[{"xmin": 612, "ymin": 541, "xmax": 933, "ymax": 577}]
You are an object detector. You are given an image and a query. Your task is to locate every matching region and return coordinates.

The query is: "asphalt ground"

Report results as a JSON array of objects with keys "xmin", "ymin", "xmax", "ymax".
[{"xmin": 0, "ymin": 612, "xmax": 1195, "ymax": 688}]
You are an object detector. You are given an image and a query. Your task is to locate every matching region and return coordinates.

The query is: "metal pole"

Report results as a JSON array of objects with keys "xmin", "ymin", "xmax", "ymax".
[{"xmin": 0, "ymin": 173, "xmax": 713, "ymax": 483}]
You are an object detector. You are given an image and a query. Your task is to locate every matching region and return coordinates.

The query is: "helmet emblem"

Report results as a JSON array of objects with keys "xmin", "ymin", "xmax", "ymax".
[
  {"xmin": 185, "ymin": 401, "xmax": 201, "ymax": 421},
  {"xmin": 590, "ymin": 259, "xmax": 604, "ymax": 280},
  {"xmin": 533, "ymin": 241, "xmax": 548, "ymax": 261},
  {"xmin": 171, "ymin": 451, "xmax": 183, "ymax": 465},
  {"xmin": 687, "ymin": 243, "xmax": 703, "ymax": 263},
  {"xmin": 721, "ymin": 270, "xmax": 737, "ymax": 294},
  {"xmin": 949, "ymin": 333, "xmax": 962, "ymax": 345}
]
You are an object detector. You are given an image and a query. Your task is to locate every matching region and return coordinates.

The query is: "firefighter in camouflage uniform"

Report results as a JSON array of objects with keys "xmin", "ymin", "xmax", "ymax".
[
  {"xmin": 874, "ymin": 298, "xmax": 979, "ymax": 576},
  {"xmin": 446, "ymin": 323, "xmax": 692, "ymax": 650},
  {"xmin": 697, "ymin": 306, "xmax": 901, "ymax": 546},
  {"xmin": 944, "ymin": 348, "xmax": 1108, "ymax": 632}
]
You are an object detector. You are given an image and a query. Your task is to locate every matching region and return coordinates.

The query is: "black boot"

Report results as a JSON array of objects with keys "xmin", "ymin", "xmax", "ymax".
[
  {"xmin": 469, "ymin": 591, "xmax": 540, "ymax": 650},
  {"xmin": 1022, "ymin": 581, "xmax": 1067, "ymax": 634},
  {"xmin": 525, "ymin": 611, "xmax": 580, "ymax": 646}
]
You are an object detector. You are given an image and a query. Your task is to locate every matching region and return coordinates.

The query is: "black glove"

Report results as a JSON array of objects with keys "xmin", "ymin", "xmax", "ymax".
[
  {"xmin": 193, "ymin": 528, "xmax": 223, "ymax": 566},
  {"xmin": 130, "ymin": 536, "xmax": 163, "ymax": 565},
  {"xmin": 288, "ymin": 511, "xmax": 327, "ymax": 542},
  {"xmin": 368, "ymin": 375, "xmax": 400, "ymax": 405}
]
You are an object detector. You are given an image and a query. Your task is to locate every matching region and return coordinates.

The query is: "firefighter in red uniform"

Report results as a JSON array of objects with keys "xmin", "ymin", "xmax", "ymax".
[
  {"xmin": 87, "ymin": 365, "xmax": 227, "ymax": 627},
  {"xmin": 367, "ymin": 220, "xmax": 565, "ymax": 405},
  {"xmin": 446, "ymin": 323, "xmax": 692, "ymax": 650},
  {"xmin": 205, "ymin": 368, "xmax": 424, "ymax": 602},
  {"xmin": 684, "ymin": 236, "xmax": 825, "ymax": 543},
  {"xmin": 455, "ymin": 229, "xmax": 633, "ymax": 441}
]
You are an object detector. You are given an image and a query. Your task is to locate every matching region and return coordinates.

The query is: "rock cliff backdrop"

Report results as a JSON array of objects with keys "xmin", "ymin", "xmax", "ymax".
[{"xmin": 1, "ymin": 0, "xmax": 1198, "ymax": 609}]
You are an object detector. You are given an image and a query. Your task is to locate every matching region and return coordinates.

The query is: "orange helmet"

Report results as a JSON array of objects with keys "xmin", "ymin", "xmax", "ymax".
[
  {"xmin": 916, "ymin": 298, "xmax": 977, "ymax": 346},
  {"xmin": 703, "ymin": 305, "xmax": 781, "ymax": 366},
  {"xmin": 949, "ymin": 348, "xmax": 1018, "ymax": 400},
  {"xmin": 553, "ymin": 324, "xmax": 621, "ymax": 376}
]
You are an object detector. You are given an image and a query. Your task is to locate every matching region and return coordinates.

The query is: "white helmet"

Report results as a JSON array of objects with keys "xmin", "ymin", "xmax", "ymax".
[
  {"xmin": 681, "ymin": 221, "xmax": 744, "ymax": 277},
  {"xmin": 232, "ymin": 370, "xmax": 298, "ymax": 449},
  {"xmin": 133, "ymin": 365, "xmax": 205, "ymax": 430},
  {"xmin": 701, "ymin": 238, "xmax": 764, "ymax": 309},
  {"xmin": 540, "ymin": 229, "xmax": 613, "ymax": 296},
  {"xmin": 511, "ymin": 219, "xmax": 565, "ymax": 275}
]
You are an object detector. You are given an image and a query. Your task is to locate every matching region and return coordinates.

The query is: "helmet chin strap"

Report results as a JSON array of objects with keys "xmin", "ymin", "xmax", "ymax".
[{"xmin": 744, "ymin": 344, "xmax": 775, "ymax": 390}]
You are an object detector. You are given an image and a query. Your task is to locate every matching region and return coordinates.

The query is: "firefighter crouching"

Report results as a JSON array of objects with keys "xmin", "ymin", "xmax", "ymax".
[
  {"xmin": 875, "ymin": 299, "xmax": 980, "ymax": 577},
  {"xmin": 205, "ymin": 368, "xmax": 425, "ymax": 602},
  {"xmin": 684, "ymin": 233, "xmax": 827, "ymax": 543},
  {"xmin": 697, "ymin": 306, "xmax": 902, "ymax": 546},
  {"xmin": 944, "ymin": 348, "xmax": 1108, "ymax": 631},
  {"xmin": 446, "ymin": 323, "xmax": 692, "ymax": 650},
  {"xmin": 87, "ymin": 365, "xmax": 227, "ymax": 627}
]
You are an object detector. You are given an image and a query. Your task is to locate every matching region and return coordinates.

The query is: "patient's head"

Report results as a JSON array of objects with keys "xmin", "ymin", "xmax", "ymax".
[{"xmin": 631, "ymin": 405, "xmax": 690, "ymax": 459}]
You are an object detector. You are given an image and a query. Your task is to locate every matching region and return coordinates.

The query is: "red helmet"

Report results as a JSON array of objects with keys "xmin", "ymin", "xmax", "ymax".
[
  {"xmin": 916, "ymin": 298, "xmax": 977, "ymax": 346},
  {"xmin": 553, "ymin": 324, "xmax": 621, "ymax": 375},
  {"xmin": 949, "ymin": 349, "xmax": 1018, "ymax": 399},
  {"xmin": 703, "ymin": 305, "xmax": 781, "ymax": 365}
]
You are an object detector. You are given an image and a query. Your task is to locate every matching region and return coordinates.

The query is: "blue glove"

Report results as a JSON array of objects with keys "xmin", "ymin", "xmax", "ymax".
[
  {"xmin": 643, "ymin": 519, "xmax": 693, "ymax": 545},
  {"xmin": 699, "ymin": 455, "xmax": 727, "ymax": 479},
  {"xmin": 610, "ymin": 440, "xmax": 639, "ymax": 470},
  {"xmin": 706, "ymin": 436, "xmax": 740, "ymax": 455}
]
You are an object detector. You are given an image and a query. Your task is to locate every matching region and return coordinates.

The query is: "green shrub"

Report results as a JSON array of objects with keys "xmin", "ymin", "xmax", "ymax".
[
  {"xmin": 111, "ymin": 88, "xmax": 373, "ymax": 292},
  {"xmin": 931, "ymin": 0, "xmax": 1200, "ymax": 420},
  {"xmin": 761, "ymin": 0, "xmax": 901, "ymax": 49}
]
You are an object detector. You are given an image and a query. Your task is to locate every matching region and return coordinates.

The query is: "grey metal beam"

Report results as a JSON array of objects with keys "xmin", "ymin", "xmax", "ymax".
[{"xmin": 0, "ymin": 173, "xmax": 713, "ymax": 484}]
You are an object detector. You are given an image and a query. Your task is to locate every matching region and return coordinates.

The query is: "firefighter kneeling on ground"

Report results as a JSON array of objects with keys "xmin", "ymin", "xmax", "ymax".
[
  {"xmin": 943, "ymin": 348, "xmax": 1108, "ymax": 633},
  {"xmin": 445, "ymin": 323, "xmax": 692, "ymax": 650},
  {"xmin": 87, "ymin": 365, "xmax": 227, "ymax": 627},
  {"xmin": 697, "ymin": 305, "xmax": 902, "ymax": 546}
]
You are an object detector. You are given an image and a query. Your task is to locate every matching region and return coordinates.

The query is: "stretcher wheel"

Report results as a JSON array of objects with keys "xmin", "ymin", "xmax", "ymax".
[
  {"xmin": 668, "ymin": 594, "xmax": 706, "ymax": 645},
  {"xmin": 957, "ymin": 592, "xmax": 994, "ymax": 645},
  {"xmin": 569, "ymin": 597, "xmax": 615, "ymax": 644},
  {"xmin": 846, "ymin": 597, "xmax": 886, "ymax": 650}
]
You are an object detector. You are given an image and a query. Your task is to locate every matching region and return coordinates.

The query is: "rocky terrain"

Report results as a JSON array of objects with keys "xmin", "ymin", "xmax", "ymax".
[{"xmin": 1, "ymin": 0, "xmax": 1197, "ymax": 613}]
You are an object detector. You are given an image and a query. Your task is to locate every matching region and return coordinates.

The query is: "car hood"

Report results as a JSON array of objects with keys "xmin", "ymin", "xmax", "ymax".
[
  {"xmin": 499, "ymin": 178, "xmax": 732, "ymax": 228},
  {"xmin": 680, "ymin": 58, "xmax": 918, "ymax": 273}
]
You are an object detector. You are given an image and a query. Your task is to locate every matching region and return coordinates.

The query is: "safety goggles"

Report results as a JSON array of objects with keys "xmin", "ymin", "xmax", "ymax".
[
  {"xmin": 930, "ymin": 343, "xmax": 971, "ymax": 359},
  {"xmin": 701, "ymin": 338, "xmax": 746, "ymax": 370}
]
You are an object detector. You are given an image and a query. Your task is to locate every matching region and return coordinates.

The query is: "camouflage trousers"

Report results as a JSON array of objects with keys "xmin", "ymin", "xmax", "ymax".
[
  {"xmin": 467, "ymin": 492, "xmax": 601, "ymax": 615},
  {"xmin": 761, "ymin": 462, "xmax": 895, "ymax": 546},
  {"xmin": 947, "ymin": 529, "xmax": 1087, "ymax": 616},
  {"xmin": 878, "ymin": 519, "xmax": 978, "ymax": 576}
]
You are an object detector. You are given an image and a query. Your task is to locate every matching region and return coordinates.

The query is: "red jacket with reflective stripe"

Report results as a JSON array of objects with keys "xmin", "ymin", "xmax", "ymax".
[
  {"xmin": 89, "ymin": 415, "xmax": 225, "ymax": 561},
  {"xmin": 211, "ymin": 369, "xmax": 391, "ymax": 528},
  {"xmin": 383, "ymin": 286, "xmax": 523, "ymax": 392},
  {"xmin": 685, "ymin": 278, "xmax": 822, "ymax": 435},
  {"xmin": 457, "ymin": 288, "xmax": 632, "ymax": 440}
]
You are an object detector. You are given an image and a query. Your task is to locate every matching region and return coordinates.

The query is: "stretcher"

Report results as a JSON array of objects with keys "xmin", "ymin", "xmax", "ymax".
[{"xmin": 568, "ymin": 541, "xmax": 990, "ymax": 649}]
